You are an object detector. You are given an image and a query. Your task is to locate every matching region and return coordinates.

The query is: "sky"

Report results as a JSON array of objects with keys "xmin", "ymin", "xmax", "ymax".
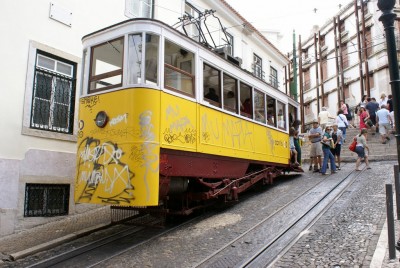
[{"xmin": 225, "ymin": 0, "xmax": 351, "ymax": 53}]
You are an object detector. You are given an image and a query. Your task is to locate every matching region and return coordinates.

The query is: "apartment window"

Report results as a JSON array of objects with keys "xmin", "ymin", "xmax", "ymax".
[
  {"xmin": 365, "ymin": 27, "xmax": 372, "ymax": 57},
  {"xmin": 343, "ymin": 84, "xmax": 350, "ymax": 99},
  {"xmin": 341, "ymin": 43, "xmax": 349, "ymax": 69},
  {"xmin": 253, "ymin": 54, "xmax": 263, "ymax": 80},
  {"xmin": 321, "ymin": 57, "xmax": 328, "ymax": 80},
  {"xmin": 184, "ymin": 2, "xmax": 201, "ymax": 42},
  {"xmin": 304, "ymin": 103, "xmax": 311, "ymax": 116},
  {"xmin": 270, "ymin": 67, "xmax": 278, "ymax": 88},
  {"xmin": 31, "ymin": 52, "xmax": 76, "ymax": 134},
  {"xmin": 226, "ymin": 32, "xmax": 234, "ymax": 56},
  {"xmin": 304, "ymin": 69, "xmax": 310, "ymax": 90},
  {"xmin": 24, "ymin": 183, "xmax": 70, "ymax": 217},
  {"xmin": 125, "ymin": 0, "xmax": 153, "ymax": 18}
]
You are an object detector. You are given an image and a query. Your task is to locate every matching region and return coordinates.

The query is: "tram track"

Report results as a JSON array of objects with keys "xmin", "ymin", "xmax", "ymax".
[
  {"xmin": 27, "ymin": 215, "xmax": 201, "ymax": 268},
  {"xmin": 194, "ymin": 166, "xmax": 365, "ymax": 268}
]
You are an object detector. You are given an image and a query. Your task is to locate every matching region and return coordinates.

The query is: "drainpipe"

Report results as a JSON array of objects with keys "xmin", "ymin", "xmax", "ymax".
[
  {"xmin": 318, "ymin": 31, "xmax": 325, "ymax": 107},
  {"xmin": 314, "ymin": 33, "xmax": 320, "ymax": 113}
]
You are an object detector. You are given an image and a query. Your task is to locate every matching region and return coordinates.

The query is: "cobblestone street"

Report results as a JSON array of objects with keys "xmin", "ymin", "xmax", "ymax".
[{"xmin": 1, "ymin": 161, "xmax": 399, "ymax": 267}]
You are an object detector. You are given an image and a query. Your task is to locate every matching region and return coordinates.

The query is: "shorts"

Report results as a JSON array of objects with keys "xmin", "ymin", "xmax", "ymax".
[
  {"xmin": 355, "ymin": 146, "xmax": 365, "ymax": 158},
  {"xmin": 310, "ymin": 142, "xmax": 322, "ymax": 157},
  {"xmin": 330, "ymin": 144, "xmax": 341, "ymax": 156},
  {"xmin": 378, "ymin": 123, "xmax": 391, "ymax": 135}
]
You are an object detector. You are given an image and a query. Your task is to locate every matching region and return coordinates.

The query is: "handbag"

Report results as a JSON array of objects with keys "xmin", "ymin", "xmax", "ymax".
[
  {"xmin": 321, "ymin": 139, "xmax": 335, "ymax": 149},
  {"xmin": 348, "ymin": 137, "xmax": 357, "ymax": 152},
  {"xmin": 364, "ymin": 118, "xmax": 373, "ymax": 127}
]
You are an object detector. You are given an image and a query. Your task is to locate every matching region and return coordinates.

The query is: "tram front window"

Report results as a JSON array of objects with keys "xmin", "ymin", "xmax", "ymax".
[
  {"xmin": 164, "ymin": 40, "xmax": 195, "ymax": 96},
  {"xmin": 145, "ymin": 34, "xmax": 159, "ymax": 85},
  {"xmin": 128, "ymin": 34, "xmax": 143, "ymax": 85},
  {"xmin": 89, "ymin": 37, "xmax": 123, "ymax": 92}
]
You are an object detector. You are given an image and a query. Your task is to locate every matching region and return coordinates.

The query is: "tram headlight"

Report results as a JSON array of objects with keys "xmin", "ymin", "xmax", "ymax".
[{"xmin": 94, "ymin": 111, "xmax": 108, "ymax": 128}]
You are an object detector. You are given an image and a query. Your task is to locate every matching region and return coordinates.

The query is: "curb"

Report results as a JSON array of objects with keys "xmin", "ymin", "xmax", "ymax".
[{"xmin": 9, "ymin": 223, "xmax": 111, "ymax": 261}]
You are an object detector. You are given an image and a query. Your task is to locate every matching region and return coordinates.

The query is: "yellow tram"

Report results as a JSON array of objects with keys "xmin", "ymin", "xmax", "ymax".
[{"xmin": 75, "ymin": 19, "xmax": 301, "ymax": 214}]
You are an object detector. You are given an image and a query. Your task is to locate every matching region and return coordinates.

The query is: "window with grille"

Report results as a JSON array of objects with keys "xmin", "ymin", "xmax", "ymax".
[
  {"xmin": 31, "ymin": 52, "xmax": 76, "ymax": 134},
  {"xmin": 225, "ymin": 32, "xmax": 234, "ymax": 56},
  {"xmin": 24, "ymin": 183, "xmax": 70, "ymax": 217}
]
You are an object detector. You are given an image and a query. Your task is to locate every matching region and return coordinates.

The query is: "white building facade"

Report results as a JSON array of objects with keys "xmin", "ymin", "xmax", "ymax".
[
  {"xmin": 0, "ymin": 0, "xmax": 289, "ymax": 236},
  {"xmin": 286, "ymin": 0, "xmax": 399, "ymax": 130}
]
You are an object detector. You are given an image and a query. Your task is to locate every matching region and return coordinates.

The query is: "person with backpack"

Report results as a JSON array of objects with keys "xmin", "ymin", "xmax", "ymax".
[{"xmin": 336, "ymin": 109, "xmax": 348, "ymax": 142}]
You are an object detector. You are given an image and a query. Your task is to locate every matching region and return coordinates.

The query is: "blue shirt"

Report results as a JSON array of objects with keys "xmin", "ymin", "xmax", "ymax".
[{"xmin": 309, "ymin": 126, "xmax": 323, "ymax": 143}]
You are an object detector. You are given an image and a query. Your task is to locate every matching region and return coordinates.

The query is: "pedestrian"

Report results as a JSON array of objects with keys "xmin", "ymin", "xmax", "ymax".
[
  {"xmin": 320, "ymin": 126, "xmax": 337, "ymax": 175},
  {"xmin": 289, "ymin": 127, "xmax": 299, "ymax": 165},
  {"xmin": 330, "ymin": 124, "xmax": 343, "ymax": 170},
  {"xmin": 308, "ymin": 119, "xmax": 323, "ymax": 172},
  {"xmin": 355, "ymin": 128, "xmax": 371, "ymax": 171},
  {"xmin": 365, "ymin": 97, "xmax": 379, "ymax": 134},
  {"xmin": 318, "ymin": 107, "xmax": 335, "ymax": 130},
  {"xmin": 379, "ymin": 93, "xmax": 388, "ymax": 108},
  {"xmin": 358, "ymin": 106, "xmax": 370, "ymax": 130},
  {"xmin": 292, "ymin": 119, "xmax": 302, "ymax": 165},
  {"xmin": 335, "ymin": 109, "xmax": 348, "ymax": 142},
  {"xmin": 387, "ymin": 94, "xmax": 393, "ymax": 112},
  {"xmin": 375, "ymin": 104, "xmax": 392, "ymax": 144}
]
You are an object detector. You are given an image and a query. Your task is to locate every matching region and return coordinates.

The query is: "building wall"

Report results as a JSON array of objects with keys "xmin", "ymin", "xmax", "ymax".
[{"xmin": 289, "ymin": 1, "xmax": 398, "ymax": 129}]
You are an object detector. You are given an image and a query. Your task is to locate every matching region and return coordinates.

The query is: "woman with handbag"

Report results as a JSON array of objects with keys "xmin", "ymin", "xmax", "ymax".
[
  {"xmin": 320, "ymin": 126, "xmax": 337, "ymax": 175},
  {"xmin": 359, "ymin": 106, "xmax": 371, "ymax": 130},
  {"xmin": 355, "ymin": 128, "xmax": 371, "ymax": 171}
]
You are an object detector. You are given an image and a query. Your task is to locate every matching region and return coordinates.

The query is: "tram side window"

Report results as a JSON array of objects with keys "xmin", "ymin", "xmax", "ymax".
[
  {"xmin": 89, "ymin": 37, "xmax": 124, "ymax": 92},
  {"xmin": 288, "ymin": 104, "xmax": 297, "ymax": 127},
  {"xmin": 254, "ymin": 90, "xmax": 266, "ymax": 123},
  {"xmin": 240, "ymin": 82, "xmax": 252, "ymax": 119},
  {"xmin": 223, "ymin": 74, "xmax": 238, "ymax": 113},
  {"xmin": 164, "ymin": 40, "xmax": 195, "ymax": 96},
  {"xmin": 266, "ymin": 96, "xmax": 276, "ymax": 127},
  {"xmin": 203, "ymin": 63, "xmax": 221, "ymax": 107},
  {"xmin": 128, "ymin": 34, "xmax": 143, "ymax": 85},
  {"xmin": 145, "ymin": 34, "xmax": 159, "ymax": 85},
  {"xmin": 277, "ymin": 101, "xmax": 286, "ymax": 130}
]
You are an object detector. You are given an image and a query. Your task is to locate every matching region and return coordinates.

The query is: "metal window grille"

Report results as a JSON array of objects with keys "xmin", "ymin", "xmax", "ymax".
[
  {"xmin": 31, "ymin": 66, "xmax": 75, "ymax": 134},
  {"xmin": 24, "ymin": 183, "xmax": 70, "ymax": 217}
]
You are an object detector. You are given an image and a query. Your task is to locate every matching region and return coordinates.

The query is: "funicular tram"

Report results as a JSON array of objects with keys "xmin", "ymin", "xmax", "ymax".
[{"xmin": 75, "ymin": 17, "xmax": 302, "ymax": 215}]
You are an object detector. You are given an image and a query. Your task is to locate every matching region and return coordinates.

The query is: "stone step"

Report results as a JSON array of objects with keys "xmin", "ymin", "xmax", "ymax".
[{"xmin": 299, "ymin": 131, "xmax": 397, "ymax": 164}]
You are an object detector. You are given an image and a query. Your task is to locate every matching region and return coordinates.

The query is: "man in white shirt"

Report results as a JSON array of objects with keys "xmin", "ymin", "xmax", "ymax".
[
  {"xmin": 375, "ymin": 104, "xmax": 392, "ymax": 144},
  {"xmin": 318, "ymin": 107, "xmax": 335, "ymax": 130}
]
